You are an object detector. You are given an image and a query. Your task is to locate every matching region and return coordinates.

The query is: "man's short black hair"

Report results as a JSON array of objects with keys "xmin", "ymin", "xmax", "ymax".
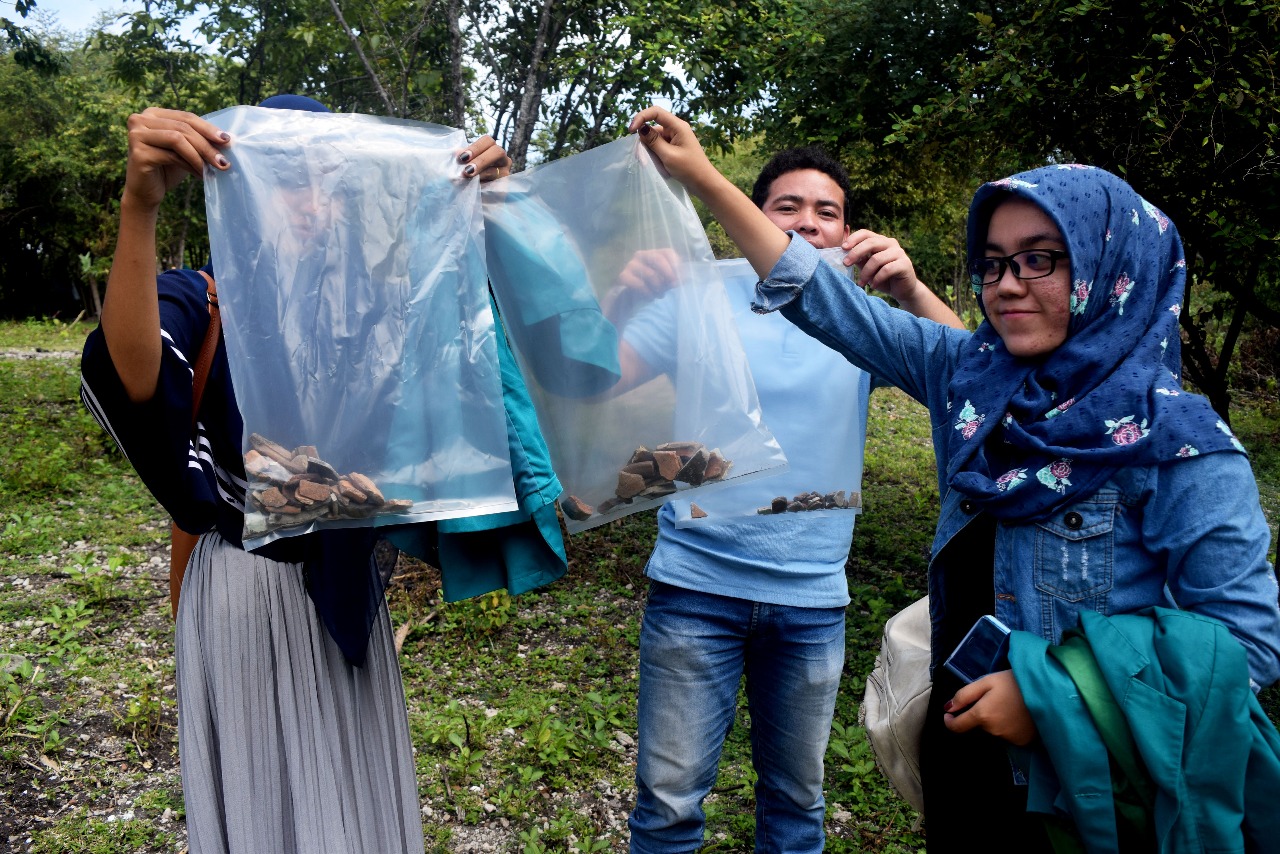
[{"xmin": 751, "ymin": 146, "xmax": 852, "ymax": 226}]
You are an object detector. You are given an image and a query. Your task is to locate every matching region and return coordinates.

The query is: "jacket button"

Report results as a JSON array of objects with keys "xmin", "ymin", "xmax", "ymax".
[
  {"xmin": 960, "ymin": 499, "xmax": 976, "ymax": 514},
  {"xmin": 1064, "ymin": 511, "xmax": 1083, "ymax": 530}
]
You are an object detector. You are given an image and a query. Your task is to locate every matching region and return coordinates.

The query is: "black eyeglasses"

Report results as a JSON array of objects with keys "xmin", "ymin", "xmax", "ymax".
[{"xmin": 969, "ymin": 249, "xmax": 1069, "ymax": 294}]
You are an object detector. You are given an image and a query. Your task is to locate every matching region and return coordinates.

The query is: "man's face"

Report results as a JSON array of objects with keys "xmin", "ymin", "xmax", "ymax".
[{"xmin": 760, "ymin": 168, "xmax": 850, "ymax": 250}]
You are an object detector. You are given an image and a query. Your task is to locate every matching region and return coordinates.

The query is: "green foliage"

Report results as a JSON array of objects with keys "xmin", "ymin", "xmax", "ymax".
[
  {"xmin": 444, "ymin": 588, "xmax": 515, "ymax": 635},
  {"xmin": 42, "ymin": 599, "xmax": 94, "ymax": 669},
  {"xmin": 885, "ymin": 0, "xmax": 1280, "ymax": 414},
  {"xmin": 0, "ymin": 656, "xmax": 54, "ymax": 759},
  {"xmin": 0, "ymin": 359, "xmax": 118, "ymax": 499},
  {"xmin": 117, "ymin": 673, "xmax": 166, "ymax": 746},
  {"xmin": 0, "ymin": 31, "xmax": 147, "ymax": 318},
  {"xmin": 67, "ymin": 552, "xmax": 135, "ymax": 606},
  {"xmin": 30, "ymin": 815, "xmax": 174, "ymax": 854},
  {"xmin": 1, "ymin": 0, "xmax": 64, "ymax": 76}
]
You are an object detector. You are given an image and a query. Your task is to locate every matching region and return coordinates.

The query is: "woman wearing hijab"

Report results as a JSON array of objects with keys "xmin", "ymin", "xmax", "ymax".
[
  {"xmin": 80, "ymin": 97, "xmax": 513, "ymax": 853},
  {"xmin": 626, "ymin": 107, "xmax": 1280, "ymax": 850}
]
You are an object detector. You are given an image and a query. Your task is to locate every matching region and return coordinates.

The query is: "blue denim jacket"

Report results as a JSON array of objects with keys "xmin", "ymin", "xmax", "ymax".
[{"xmin": 754, "ymin": 235, "xmax": 1280, "ymax": 689}]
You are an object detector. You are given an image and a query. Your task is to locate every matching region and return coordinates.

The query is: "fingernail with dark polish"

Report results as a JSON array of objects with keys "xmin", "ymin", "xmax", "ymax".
[
  {"xmin": 216, "ymin": 155, "xmax": 230, "ymax": 168},
  {"xmin": 639, "ymin": 124, "xmax": 650, "ymax": 136},
  {"xmin": 457, "ymin": 151, "xmax": 472, "ymax": 164},
  {"xmin": 219, "ymin": 132, "xmax": 230, "ymax": 142},
  {"xmin": 942, "ymin": 701, "xmax": 953, "ymax": 713},
  {"xmin": 463, "ymin": 164, "xmax": 476, "ymax": 177}
]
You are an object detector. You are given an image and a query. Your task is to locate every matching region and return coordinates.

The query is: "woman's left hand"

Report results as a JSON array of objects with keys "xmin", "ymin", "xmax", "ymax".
[
  {"xmin": 459, "ymin": 135, "xmax": 511, "ymax": 182},
  {"xmin": 942, "ymin": 670, "xmax": 1037, "ymax": 746}
]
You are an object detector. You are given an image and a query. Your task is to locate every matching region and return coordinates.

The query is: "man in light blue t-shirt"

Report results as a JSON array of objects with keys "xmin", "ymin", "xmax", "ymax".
[{"xmin": 615, "ymin": 148, "xmax": 964, "ymax": 852}]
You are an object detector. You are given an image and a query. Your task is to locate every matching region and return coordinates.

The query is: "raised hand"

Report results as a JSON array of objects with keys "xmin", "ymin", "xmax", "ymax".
[
  {"xmin": 458, "ymin": 135, "xmax": 512, "ymax": 182},
  {"xmin": 122, "ymin": 108, "xmax": 231, "ymax": 211}
]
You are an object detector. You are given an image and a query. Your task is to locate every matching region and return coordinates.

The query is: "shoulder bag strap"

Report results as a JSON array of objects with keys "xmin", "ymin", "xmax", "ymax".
[
  {"xmin": 171, "ymin": 270, "xmax": 221, "ymax": 618},
  {"xmin": 191, "ymin": 269, "xmax": 221, "ymax": 428}
]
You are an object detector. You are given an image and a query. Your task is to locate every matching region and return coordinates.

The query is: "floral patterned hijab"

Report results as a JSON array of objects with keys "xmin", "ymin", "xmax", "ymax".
[{"xmin": 945, "ymin": 164, "xmax": 1245, "ymax": 522}]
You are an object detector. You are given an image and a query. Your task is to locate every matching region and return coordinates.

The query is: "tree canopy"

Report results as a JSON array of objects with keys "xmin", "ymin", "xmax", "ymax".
[{"xmin": 2, "ymin": 0, "xmax": 1277, "ymax": 406}]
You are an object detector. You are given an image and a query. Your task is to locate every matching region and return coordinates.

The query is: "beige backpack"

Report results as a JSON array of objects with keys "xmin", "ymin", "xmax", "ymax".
[{"xmin": 859, "ymin": 595, "xmax": 931, "ymax": 815}]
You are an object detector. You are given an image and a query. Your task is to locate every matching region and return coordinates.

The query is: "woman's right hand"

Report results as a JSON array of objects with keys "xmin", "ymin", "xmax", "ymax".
[
  {"xmin": 628, "ymin": 107, "xmax": 718, "ymax": 194},
  {"xmin": 123, "ymin": 108, "xmax": 232, "ymax": 211}
]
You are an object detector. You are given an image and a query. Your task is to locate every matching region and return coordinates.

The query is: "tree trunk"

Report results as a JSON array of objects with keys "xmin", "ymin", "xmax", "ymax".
[
  {"xmin": 1179, "ymin": 312, "xmax": 1233, "ymax": 424},
  {"xmin": 506, "ymin": 0, "xmax": 555, "ymax": 170},
  {"xmin": 86, "ymin": 277, "xmax": 103, "ymax": 321},
  {"xmin": 329, "ymin": 0, "xmax": 399, "ymax": 116},
  {"xmin": 174, "ymin": 180, "xmax": 193, "ymax": 270},
  {"xmin": 446, "ymin": 0, "xmax": 466, "ymax": 129}
]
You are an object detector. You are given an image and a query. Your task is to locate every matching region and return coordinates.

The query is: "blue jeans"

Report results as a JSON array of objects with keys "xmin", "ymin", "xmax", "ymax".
[{"xmin": 628, "ymin": 580, "xmax": 846, "ymax": 854}]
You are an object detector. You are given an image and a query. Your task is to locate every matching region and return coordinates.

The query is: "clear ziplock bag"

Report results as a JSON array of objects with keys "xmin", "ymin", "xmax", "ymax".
[
  {"xmin": 204, "ymin": 106, "xmax": 517, "ymax": 549},
  {"xmin": 483, "ymin": 136, "xmax": 786, "ymax": 534},
  {"xmin": 670, "ymin": 252, "xmax": 866, "ymax": 526}
]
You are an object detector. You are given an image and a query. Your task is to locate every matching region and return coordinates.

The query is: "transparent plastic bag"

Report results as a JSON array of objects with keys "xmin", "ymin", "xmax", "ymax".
[
  {"xmin": 203, "ymin": 106, "xmax": 517, "ymax": 549},
  {"xmin": 670, "ymin": 252, "xmax": 866, "ymax": 526},
  {"xmin": 483, "ymin": 136, "xmax": 786, "ymax": 534}
]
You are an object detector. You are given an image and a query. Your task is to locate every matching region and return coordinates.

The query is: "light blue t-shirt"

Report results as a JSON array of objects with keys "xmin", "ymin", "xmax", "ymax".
[{"xmin": 623, "ymin": 257, "xmax": 870, "ymax": 608}]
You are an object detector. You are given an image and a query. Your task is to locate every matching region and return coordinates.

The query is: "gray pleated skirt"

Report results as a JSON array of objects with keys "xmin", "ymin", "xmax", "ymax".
[{"xmin": 175, "ymin": 531, "xmax": 425, "ymax": 854}]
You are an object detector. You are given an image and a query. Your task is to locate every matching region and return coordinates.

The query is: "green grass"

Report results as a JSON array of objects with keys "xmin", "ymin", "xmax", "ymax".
[
  {"xmin": 0, "ymin": 316, "xmax": 95, "ymax": 351},
  {"xmin": 1, "ymin": 321, "xmax": 1277, "ymax": 851}
]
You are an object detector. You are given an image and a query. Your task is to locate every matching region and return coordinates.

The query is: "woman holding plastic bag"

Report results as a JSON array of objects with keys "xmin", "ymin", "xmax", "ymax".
[
  {"xmin": 628, "ymin": 107, "xmax": 1280, "ymax": 850},
  {"xmin": 79, "ymin": 97, "xmax": 511, "ymax": 853}
]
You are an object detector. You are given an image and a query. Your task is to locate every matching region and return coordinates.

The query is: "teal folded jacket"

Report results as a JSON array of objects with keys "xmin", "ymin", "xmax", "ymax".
[
  {"xmin": 385, "ymin": 310, "xmax": 567, "ymax": 602},
  {"xmin": 1009, "ymin": 607, "xmax": 1280, "ymax": 853}
]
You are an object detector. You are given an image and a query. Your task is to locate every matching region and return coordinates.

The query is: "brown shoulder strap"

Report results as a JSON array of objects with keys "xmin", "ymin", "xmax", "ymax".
[
  {"xmin": 191, "ymin": 270, "xmax": 221, "ymax": 429},
  {"xmin": 172, "ymin": 269, "xmax": 222, "ymax": 619}
]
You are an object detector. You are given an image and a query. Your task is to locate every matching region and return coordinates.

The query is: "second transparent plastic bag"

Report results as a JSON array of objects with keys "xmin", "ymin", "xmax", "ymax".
[
  {"xmin": 669, "ymin": 253, "xmax": 867, "ymax": 526},
  {"xmin": 204, "ymin": 106, "xmax": 517, "ymax": 549},
  {"xmin": 484, "ymin": 136, "xmax": 786, "ymax": 533}
]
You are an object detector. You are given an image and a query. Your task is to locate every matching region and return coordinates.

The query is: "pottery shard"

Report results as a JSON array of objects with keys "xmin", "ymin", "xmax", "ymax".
[
  {"xmin": 259, "ymin": 487, "xmax": 289, "ymax": 510},
  {"xmin": 848, "ymin": 492, "xmax": 863, "ymax": 509},
  {"xmin": 294, "ymin": 445, "xmax": 319, "ymax": 460},
  {"xmin": 383, "ymin": 499, "xmax": 414, "ymax": 513},
  {"xmin": 627, "ymin": 446, "xmax": 654, "ymax": 465},
  {"xmin": 305, "ymin": 456, "xmax": 340, "ymax": 482},
  {"xmin": 245, "ymin": 452, "xmax": 291, "ymax": 484},
  {"xmin": 334, "ymin": 495, "xmax": 378, "ymax": 518},
  {"xmin": 347, "ymin": 472, "xmax": 385, "ymax": 505},
  {"xmin": 656, "ymin": 441, "xmax": 704, "ymax": 458},
  {"xmin": 597, "ymin": 497, "xmax": 625, "ymax": 515},
  {"xmin": 638, "ymin": 482, "xmax": 676, "ymax": 500},
  {"xmin": 690, "ymin": 503, "xmax": 708, "ymax": 519},
  {"xmin": 561, "ymin": 495, "xmax": 594, "ymax": 521},
  {"xmin": 616, "ymin": 471, "xmax": 646, "ymax": 499},
  {"xmin": 652, "ymin": 451, "xmax": 682, "ymax": 481},
  {"xmin": 282, "ymin": 454, "xmax": 310, "ymax": 474},
  {"xmin": 771, "ymin": 496, "xmax": 788, "ymax": 514},
  {"xmin": 296, "ymin": 480, "xmax": 333, "ymax": 503},
  {"xmin": 674, "ymin": 449, "xmax": 708, "ymax": 485},
  {"xmin": 703, "ymin": 449, "xmax": 729, "ymax": 481},
  {"xmin": 249, "ymin": 432, "xmax": 294, "ymax": 465},
  {"xmin": 337, "ymin": 479, "xmax": 368, "ymax": 503},
  {"xmin": 622, "ymin": 461, "xmax": 658, "ymax": 480}
]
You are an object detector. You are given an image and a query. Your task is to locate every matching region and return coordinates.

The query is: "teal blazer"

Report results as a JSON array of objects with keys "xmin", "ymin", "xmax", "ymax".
[{"xmin": 1009, "ymin": 607, "xmax": 1280, "ymax": 853}]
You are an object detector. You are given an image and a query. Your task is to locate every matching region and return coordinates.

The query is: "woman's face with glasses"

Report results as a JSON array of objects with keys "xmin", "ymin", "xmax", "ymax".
[{"xmin": 976, "ymin": 197, "xmax": 1073, "ymax": 358}]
